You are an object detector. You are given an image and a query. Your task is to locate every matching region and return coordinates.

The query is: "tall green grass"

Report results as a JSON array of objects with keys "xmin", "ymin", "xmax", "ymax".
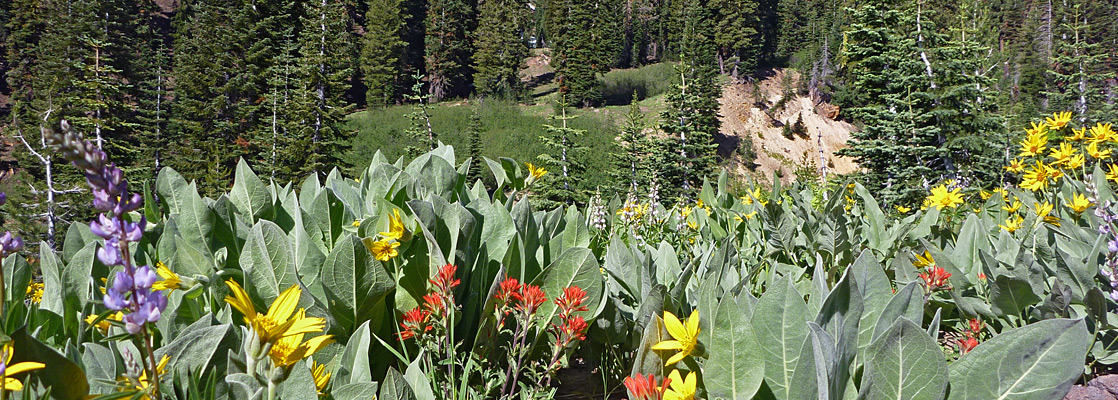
[
  {"xmin": 345, "ymin": 100, "xmax": 622, "ymax": 189},
  {"xmin": 601, "ymin": 62, "xmax": 678, "ymax": 105}
]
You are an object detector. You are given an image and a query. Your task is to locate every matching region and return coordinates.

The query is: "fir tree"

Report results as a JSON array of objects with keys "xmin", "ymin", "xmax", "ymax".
[
  {"xmin": 473, "ymin": 0, "xmax": 529, "ymax": 99},
  {"xmin": 537, "ymin": 96, "xmax": 588, "ymax": 206},
  {"xmin": 611, "ymin": 92, "xmax": 650, "ymax": 195},
  {"xmin": 712, "ymin": 0, "xmax": 760, "ymax": 78},
  {"xmin": 548, "ymin": 0, "xmax": 618, "ymax": 107},
  {"xmin": 424, "ymin": 0, "xmax": 475, "ymax": 102},
  {"xmin": 362, "ymin": 0, "xmax": 407, "ymax": 107},
  {"xmin": 404, "ymin": 72, "xmax": 437, "ymax": 155},
  {"xmin": 466, "ymin": 106, "xmax": 485, "ymax": 183},
  {"xmin": 1043, "ymin": 1, "xmax": 1115, "ymax": 122},
  {"xmin": 293, "ymin": 0, "xmax": 356, "ymax": 178}
]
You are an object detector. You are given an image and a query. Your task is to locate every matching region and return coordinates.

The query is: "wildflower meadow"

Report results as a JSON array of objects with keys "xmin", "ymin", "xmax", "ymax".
[{"xmin": 2, "ymin": 113, "xmax": 1117, "ymax": 399}]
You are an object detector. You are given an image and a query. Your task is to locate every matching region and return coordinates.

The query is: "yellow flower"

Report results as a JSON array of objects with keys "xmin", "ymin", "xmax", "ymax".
[
  {"xmin": 1088, "ymin": 142, "xmax": 1112, "ymax": 159},
  {"xmin": 1069, "ymin": 127, "xmax": 1087, "ymax": 141},
  {"xmin": 999, "ymin": 214, "xmax": 1024, "ymax": 233},
  {"xmin": 1002, "ymin": 199, "xmax": 1022, "ymax": 213},
  {"xmin": 750, "ymin": 187, "xmax": 768, "ymax": 206},
  {"xmin": 312, "ymin": 361, "xmax": 331, "ymax": 396},
  {"xmin": 1046, "ymin": 111, "xmax": 1072, "ymax": 131},
  {"xmin": 662, "ymin": 369, "xmax": 698, "ymax": 400},
  {"xmin": 680, "ymin": 206, "xmax": 693, "ymax": 218},
  {"xmin": 1066, "ymin": 193, "xmax": 1093, "ymax": 214},
  {"xmin": 1090, "ymin": 123, "xmax": 1116, "ymax": 144},
  {"xmin": 1019, "ymin": 123, "xmax": 1049, "ymax": 157},
  {"xmin": 86, "ymin": 312, "xmax": 124, "ymax": 334},
  {"xmin": 365, "ymin": 239, "xmax": 400, "ymax": 262},
  {"xmin": 1, "ymin": 342, "xmax": 46, "ymax": 391},
  {"xmin": 267, "ymin": 329, "xmax": 334, "ymax": 368},
  {"xmin": 733, "ymin": 211, "xmax": 757, "ymax": 222},
  {"xmin": 651, "ymin": 310, "xmax": 700, "ymax": 366},
  {"xmin": 351, "ymin": 219, "xmax": 361, "ymax": 227},
  {"xmin": 1005, "ymin": 158, "xmax": 1026, "ymax": 173},
  {"xmin": 739, "ymin": 195, "xmax": 753, "ymax": 205},
  {"xmin": 926, "ymin": 185, "xmax": 964, "ymax": 210},
  {"xmin": 1021, "ymin": 161, "xmax": 1055, "ymax": 191},
  {"xmin": 895, "ymin": 205, "xmax": 911, "ymax": 214},
  {"xmin": 152, "ymin": 262, "xmax": 184, "ymax": 291},
  {"xmin": 1048, "ymin": 142, "xmax": 1077, "ymax": 166},
  {"xmin": 979, "ymin": 191, "xmax": 992, "ymax": 200},
  {"xmin": 1066, "ymin": 153, "xmax": 1085, "ymax": 169},
  {"xmin": 686, "ymin": 220, "xmax": 698, "ymax": 231},
  {"xmin": 912, "ymin": 251, "xmax": 935, "ymax": 268},
  {"xmin": 26, "ymin": 282, "xmax": 43, "ymax": 304},
  {"xmin": 1035, "ymin": 202, "xmax": 1061, "ymax": 227},
  {"xmin": 1108, "ymin": 164, "xmax": 1118, "ymax": 185},
  {"xmin": 379, "ymin": 208, "xmax": 409, "ymax": 241},
  {"xmin": 224, "ymin": 281, "xmax": 326, "ymax": 345},
  {"xmin": 525, "ymin": 162, "xmax": 548, "ymax": 181}
]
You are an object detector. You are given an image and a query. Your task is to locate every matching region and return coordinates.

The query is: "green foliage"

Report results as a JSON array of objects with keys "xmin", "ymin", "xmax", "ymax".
[
  {"xmin": 361, "ymin": 0, "xmax": 407, "ymax": 107},
  {"xmin": 472, "ymin": 0, "xmax": 529, "ymax": 100},
  {"xmin": 601, "ymin": 62, "xmax": 678, "ymax": 105},
  {"xmin": 424, "ymin": 0, "xmax": 475, "ymax": 101}
]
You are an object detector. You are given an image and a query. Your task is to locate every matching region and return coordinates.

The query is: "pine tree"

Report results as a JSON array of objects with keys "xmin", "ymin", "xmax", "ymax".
[
  {"xmin": 404, "ymin": 73, "xmax": 437, "ymax": 155},
  {"xmin": 473, "ymin": 0, "xmax": 529, "ymax": 99},
  {"xmin": 548, "ymin": 0, "xmax": 618, "ymax": 107},
  {"xmin": 424, "ymin": 0, "xmax": 474, "ymax": 102},
  {"xmin": 712, "ymin": 0, "xmax": 760, "ymax": 78},
  {"xmin": 362, "ymin": 0, "xmax": 407, "ymax": 107},
  {"xmin": 1043, "ymin": 1, "xmax": 1115, "ymax": 122},
  {"xmin": 537, "ymin": 96, "xmax": 588, "ymax": 206}
]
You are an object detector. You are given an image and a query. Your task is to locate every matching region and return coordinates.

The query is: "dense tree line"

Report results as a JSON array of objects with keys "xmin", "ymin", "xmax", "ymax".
[{"xmin": 2, "ymin": 0, "xmax": 1118, "ymax": 243}]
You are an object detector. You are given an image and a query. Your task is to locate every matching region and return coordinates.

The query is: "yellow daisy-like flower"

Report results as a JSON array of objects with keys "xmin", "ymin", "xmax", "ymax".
[
  {"xmin": 1035, "ymin": 202, "xmax": 1061, "ymax": 227},
  {"xmin": 979, "ymin": 191, "xmax": 992, "ymax": 201},
  {"xmin": 1066, "ymin": 154, "xmax": 1085, "ymax": 169},
  {"xmin": 26, "ymin": 282, "xmax": 44, "ymax": 304},
  {"xmin": 1048, "ymin": 142, "xmax": 1077, "ymax": 166},
  {"xmin": 733, "ymin": 211, "xmax": 757, "ymax": 222},
  {"xmin": 312, "ymin": 361, "xmax": 331, "ymax": 396},
  {"xmin": 1069, "ymin": 127, "xmax": 1087, "ymax": 141},
  {"xmin": 1002, "ymin": 199, "xmax": 1022, "ymax": 213},
  {"xmin": 1066, "ymin": 193, "xmax": 1093, "ymax": 214},
  {"xmin": 999, "ymin": 214, "xmax": 1024, "ymax": 233},
  {"xmin": 379, "ymin": 208, "xmax": 409, "ymax": 241},
  {"xmin": 651, "ymin": 310, "xmax": 700, "ymax": 366},
  {"xmin": 1019, "ymin": 123, "xmax": 1049, "ymax": 157},
  {"xmin": 525, "ymin": 162, "xmax": 548, "ymax": 181},
  {"xmin": 1005, "ymin": 158, "xmax": 1026, "ymax": 173},
  {"xmin": 686, "ymin": 220, "xmax": 698, "ymax": 231},
  {"xmin": 739, "ymin": 195, "xmax": 753, "ymax": 205},
  {"xmin": 1108, "ymin": 164, "xmax": 1118, "ymax": 185},
  {"xmin": 926, "ymin": 185, "xmax": 964, "ymax": 210},
  {"xmin": 351, "ymin": 219, "xmax": 361, "ymax": 227},
  {"xmin": 662, "ymin": 369, "xmax": 698, "ymax": 400},
  {"xmin": 85, "ymin": 312, "xmax": 124, "ymax": 334},
  {"xmin": 895, "ymin": 205, "xmax": 911, "ymax": 214},
  {"xmin": 224, "ymin": 281, "xmax": 326, "ymax": 345},
  {"xmin": 267, "ymin": 329, "xmax": 334, "ymax": 368},
  {"xmin": 1046, "ymin": 111, "xmax": 1072, "ymax": 131},
  {"xmin": 1089, "ymin": 123, "xmax": 1116, "ymax": 144},
  {"xmin": 1, "ymin": 342, "xmax": 46, "ymax": 391},
  {"xmin": 152, "ymin": 262, "xmax": 184, "ymax": 291},
  {"xmin": 912, "ymin": 251, "xmax": 935, "ymax": 268},
  {"xmin": 365, "ymin": 239, "xmax": 400, "ymax": 262},
  {"xmin": 1021, "ymin": 161, "xmax": 1054, "ymax": 191},
  {"xmin": 1088, "ymin": 142, "xmax": 1112, "ymax": 159},
  {"xmin": 750, "ymin": 187, "xmax": 768, "ymax": 206}
]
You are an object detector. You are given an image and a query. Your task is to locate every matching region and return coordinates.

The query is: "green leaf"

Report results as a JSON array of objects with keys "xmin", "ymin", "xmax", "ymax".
[
  {"xmin": 857, "ymin": 318, "xmax": 947, "ymax": 400},
  {"xmin": 154, "ymin": 318, "xmax": 236, "ymax": 381},
  {"xmin": 240, "ymin": 220, "xmax": 297, "ymax": 303},
  {"xmin": 814, "ymin": 268, "xmax": 862, "ymax": 398},
  {"xmin": 333, "ymin": 383, "xmax": 381, "ymax": 400},
  {"xmin": 404, "ymin": 353, "xmax": 437, "ymax": 400},
  {"xmin": 38, "ymin": 242, "xmax": 64, "ymax": 316},
  {"xmin": 3, "ymin": 254, "xmax": 30, "ymax": 306},
  {"xmin": 336, "ymin": 320, "xmax": 373, "ymax": 385},
  {"xmin": 989, "ymin": 274, "xmax": 1042, "ymax": 317},
  {"xmin": 530, "ymin": 247, "xmax": 605, "ymax": 324},
  {"xmin": 948, "ymin": 318, "xmax": 1089, "ymax": 400},
  {"xmin": 279, "ymin": 360, "xmax": 319, "ymax": 399},
  {"xmin": 322, "ymin": 235, "xmax": 393, "ymax": 331},
  {"xmin": 378, "ymin": 367, "xmax": 413, "ymax": 400},
  {"xmin": 9, "ymin": 325, "xmax": 89, "ymax": 399},
  {"xmin": 871, "ymin": 282, "xmax": 924, "ymax": 344},
  {"xmin": 230, "ymin": 158, "xmax": 273, "ymax": 220},
  {"xmin": 850, "ymin": 250, "xmax": 893, "ymax": 359},
  {"xmin": 752, "ymin": 276, "xmax": 811, "ymax": 400},
  {"xmin": 704, "ymin": 295, "xmax": 765, "ymax": 400}
]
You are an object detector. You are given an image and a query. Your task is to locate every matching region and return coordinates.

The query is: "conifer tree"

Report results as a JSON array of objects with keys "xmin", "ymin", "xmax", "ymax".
[
  {"xmin": 712, "ymin": 0, "xmax": 760, "ymax": 78},
  {"xmin": 424, "ymin": 0, "xmax": 474, "ymax": 102},
  {"xmin": 473, "ymin": 0, "xmax": 529, "ymax": 99},
  {"xmin": 611, "ymin": 92, "xmax": 650, "ymax": 195},
  {"xmin": 362, "ymin": 0, "xmax": 407, "ymax": 107},
  {"xmin": 294, "ymin": 0, "xmax": 356, "ymax": 178},
  {"xmin": 548, "ymin": 0, "xmax": 618, "ymax": 107},
  {"xmin": 404, "ymin": 73, "xmax": 437, "ymax": 155},
  {"xmin": 1043, "ymin": 1, "xmax": 1115, "ymax": 122},
  {"xmin": 537, "ymin": 96, "xmax": 588, "ymax": 206}
]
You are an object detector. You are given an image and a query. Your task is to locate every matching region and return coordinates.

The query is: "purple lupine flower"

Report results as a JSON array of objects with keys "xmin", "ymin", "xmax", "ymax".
[{"xmin": 43, "ymin": 121, "xmax": 165, "ymax": 335}]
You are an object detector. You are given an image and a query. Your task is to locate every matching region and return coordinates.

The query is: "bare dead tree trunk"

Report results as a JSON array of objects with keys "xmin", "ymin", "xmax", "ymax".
[{"xmin": 916, "ymin": 0, "xmax": 936, "ymax": 88}]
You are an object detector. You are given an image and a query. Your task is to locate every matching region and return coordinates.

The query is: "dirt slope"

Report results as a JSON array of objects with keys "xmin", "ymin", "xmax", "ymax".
[{"xmin": 717, "ymin": 69, "xmax": 859, "ymax": 184}]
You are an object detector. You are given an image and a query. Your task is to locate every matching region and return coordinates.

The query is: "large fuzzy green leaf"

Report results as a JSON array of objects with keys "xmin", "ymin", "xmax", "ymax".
[
  {"xmin": 752, "ymin": 276, "xmax": 811, "ymax": 400},
  {"xmin": 9, "ymin": 325, "xmax": 89, "ymax": 399},
  {"xmin": 240, "ymin": 220, "xmax": 297, "ymax": 303},
  {"xmin": 323, "ymin": 235, "xmax": 394, "ymax": 331},
  {"xmin": 948, "ymin": 318, "xmax": 1090, "ymax": 400},
  {"xmin": 705, "ymin": 295, "xmax": 764, "ymax": 400},
  {"xmin": 814, "ymin": 268, "xmax": 862, "ymax": 398},
  {"xmin": 230, "ymin": 158, "xmax": 273, "ymax": 220},
  {"xmin": 530, "ymin": 247, "xmax": 605, "ymax": 325},
  {"xmin": 857, "ymin": 318, "xmax": 947, "ymax": 400}
]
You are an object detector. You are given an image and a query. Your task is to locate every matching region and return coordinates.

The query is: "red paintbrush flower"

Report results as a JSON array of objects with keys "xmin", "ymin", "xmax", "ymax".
[
  {"xmin": 516, "ymin": 285, "xmax": 547, "ymax": 315},
  {"xmin": 554, "ymin": 286, "xmax": 589, "ymax": 317},
  {"xmin": 399, "ymin": 307, "xmax": 430, "ymax": 340},
  {"xmin": 430, "ymin": 264, "xmax": 460, "ymax": 295},
  {"xmin": 623, "ymin": 373, "xmax": 670, "ymax": 400}
]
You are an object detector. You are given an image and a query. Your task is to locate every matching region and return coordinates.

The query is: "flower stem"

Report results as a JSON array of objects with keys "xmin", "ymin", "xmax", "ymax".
[{"xmin": 142, "ymin": 328, "xmax": 161, "ymax": 399}]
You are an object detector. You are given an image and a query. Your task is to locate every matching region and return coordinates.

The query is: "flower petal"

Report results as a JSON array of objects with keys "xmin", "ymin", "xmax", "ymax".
[
  {"xmin": 5, "ymin": 361, "xmax": 46, "ymax": 376},
  {"xmin": 664, "ymin": 351, "xmax": 686, "ymax": 366},
  {"xmin": 223, "ymin": 280, "xmax": 256, "ymax": 321},
  {"xmin": 686, "ymin": 310, "xmax": 700, "ymax": 338},
  {"xmin": 268, "ymin": 284, "xmax": 303, "ymax": 321},
  {"xmin": 651, "ymin": 340, "xmax": 683, "ymax": 351},
  {"xmin": 2, "ymin": 377, "xmax": 24, "ymax": 391},
  {"xmin": 663, "ymin": 311, "xmax": 686, "ymax": 341}
]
